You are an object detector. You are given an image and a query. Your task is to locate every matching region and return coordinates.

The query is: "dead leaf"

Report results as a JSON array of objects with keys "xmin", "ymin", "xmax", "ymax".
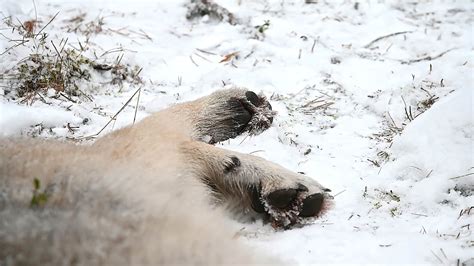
[
  {"xmin": 219, "ymin": 52, "xmax": 239, "ymax": 63},
  {"xmin": 23, "ymin": 20, "xmax": 36, "ymax": 35}
]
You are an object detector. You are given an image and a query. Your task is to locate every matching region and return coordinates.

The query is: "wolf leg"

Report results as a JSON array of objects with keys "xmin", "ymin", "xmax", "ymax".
[{"xmin": 181, "ymin": 141, "xmax": 333, "ymax": 229}]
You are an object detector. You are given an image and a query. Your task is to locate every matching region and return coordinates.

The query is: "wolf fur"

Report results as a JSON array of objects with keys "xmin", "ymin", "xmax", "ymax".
[{"xmin": 0, "ymin": 87, "xmax": 332, "ymax": 265}]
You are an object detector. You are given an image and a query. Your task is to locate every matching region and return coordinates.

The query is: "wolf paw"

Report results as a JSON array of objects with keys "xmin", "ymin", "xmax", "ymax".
[
  {"xmin": 250, "ymin": 178, "xmax": 333, "ymax": 229},
  {"xmin": 237, "ymin": 91, "xmax": 275, "ymax": 136},
  {"xmin": 200, "ymin": 88, "xmax": 276, "ymax": 144}
]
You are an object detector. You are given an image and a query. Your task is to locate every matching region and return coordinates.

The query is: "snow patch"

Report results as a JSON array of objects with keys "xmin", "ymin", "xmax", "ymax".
[{"xmin": 0, "ymin": 102, "xmax": 81, "ymax": 136}]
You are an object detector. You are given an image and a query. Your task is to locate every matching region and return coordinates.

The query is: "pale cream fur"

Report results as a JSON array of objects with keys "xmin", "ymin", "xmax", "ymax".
[{"xmin": 0, "ymin": 88, "xmax": 330, "ymax": 265}]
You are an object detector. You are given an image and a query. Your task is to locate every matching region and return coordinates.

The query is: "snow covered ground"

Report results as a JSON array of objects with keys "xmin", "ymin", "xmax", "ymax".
[{"xmin": 1, "ymin": 0, "xmax": 473, "ymax": 264}]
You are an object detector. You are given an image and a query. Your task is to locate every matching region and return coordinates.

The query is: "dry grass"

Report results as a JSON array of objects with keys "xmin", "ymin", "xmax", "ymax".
[{"xmin": 0, "ymin": 13, "xmax": 143, "ymax": 105}]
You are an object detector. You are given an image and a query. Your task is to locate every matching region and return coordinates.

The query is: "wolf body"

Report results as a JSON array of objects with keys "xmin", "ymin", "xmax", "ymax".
[{"xmin": 0, "ymin": 88, "xmax": 332, "ymax": 265}]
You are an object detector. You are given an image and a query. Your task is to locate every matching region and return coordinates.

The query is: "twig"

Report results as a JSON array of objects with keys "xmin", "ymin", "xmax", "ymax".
[
  {"xmin": 99, "ymin": 47, "xmax": 126, "ymax": 57},
  {"xmin": 132, "ymin": 67, "xmax": 143, "ymax": 81},
  {"xmin": 16, "ymin": 18, "xmax": 28, "ymax": 33},
  {"xmin": 0, "ymin": 40, "xmax": 30, "ymax": 56},
  {"xmin": 425, "ymin": 169, "xmax": 433, "ymax": 178},
  {"xmin": 239, "ymin": 134, "xmax": 249, "ymax": 145},
  {"xmin": 194, "ymin": 52, "xmax": 212, "ymax": 62},
  {"xmin": 80, "ymin": 87, "xmax": 142, "ymax": 139},
  {"xmin": 196, "ymin": 48, "xmax": 217, "ymax": 55},
  {"xmin": 35, "ymin": 11, "xmax": 60, "ymax": 37},
  {"xmin": 0, "ymin": 32, "xmax": 24, "ymax": 42},
  {"xmin": 440, "ymin": 248, "xmax": 448, "ymax": 260},
  {"xmin": 59, "ymin": 38, "xmax": 69, "ymax": 53},
  {"xmin": 310, "ymin": 102, "xmax": 334, "ymax": 110},
  {"xmin": 107, "ymin": 28, "xmax": 130, "ymax": 37},
  {"xmin": 367, "ymin": 159, "xmax": 380, "ymax": 167},
  {"xmin": 411, "ymin": 213, "xmax": 428, "ymax": 217},
  {"xmin": 289, "ymin": 86, "xmax": 309, "ymax": 99},
  {"xmin": 450, "ymin": 172, "xmax": 474, "ymax": 180},
  {"xmin": 189, "ymin": 55, "xmax": 199, "ymax": 66},
  {"xmin": 311, "ymin": 39, "xmax": 316, "ymax": 53},
  {"xmin": 138, "ymin": 29, "xmax": 152, "ymax": 41},
  {"xmin": 298, "ymin": 96, "xmax": 324, "ymax": 109},
  {"xmin": 249, "ymin": 150, "xmax": 265, "ymax": 155},
  {"xmin": 32, "ymin": 0, "xmax": 38, "ymax": 33},
  {"xmin": 430, "ymin": 250, "xmax": 443, "ymax": 264},
  {"xmin": 419, "ymin": 86, "xmax": 432, "ymax": 97},
  {"xmin": 244, "ymin": 50, "xmax": 254, "ymax": 59},
  {"xmin": 59, "ymin": 92, "xmax": 77, "ymax": 103},
  {"xmin": 402, "ymin": 48, "xmax": 456, "ymax": 65},
  {"xmin": 420, "ymin": 225, "xmax": 427, "ymax": 234},
  {"xmin": 133, "ymin": 87, "xmax": 141, "ymax": 125},
  {"xmin": 50, "ymin": 40, "xmax": 64, "ymax": 64},
  {"xmin": 387, "ymin": 112, "xmax": 399, "ymax": 129},
  {"xmin": 401, "ymin": 96, "xmax": 414, "ymax": 121},
  {"xmin": 333, "ymin": 189, "xmax": 346, "ymax": 197},
  {"xmin": 364, "ymin": 31, "xmax": 413, "ymax": 48}
]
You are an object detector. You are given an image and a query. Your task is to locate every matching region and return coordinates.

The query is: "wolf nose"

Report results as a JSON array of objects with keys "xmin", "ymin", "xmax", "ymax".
[{"xmin": 299, "ymin": 193, "xmax": 324, "ymax": 217}]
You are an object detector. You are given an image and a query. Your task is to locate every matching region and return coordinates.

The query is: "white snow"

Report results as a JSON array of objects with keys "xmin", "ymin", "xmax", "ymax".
[
  {"xmin": 0, "ymin": 101, "xmax": 81, "ymax": 136},
  {"xmin": 0, "ymin": 0, "xmax": 472, "ymax": 264}
]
